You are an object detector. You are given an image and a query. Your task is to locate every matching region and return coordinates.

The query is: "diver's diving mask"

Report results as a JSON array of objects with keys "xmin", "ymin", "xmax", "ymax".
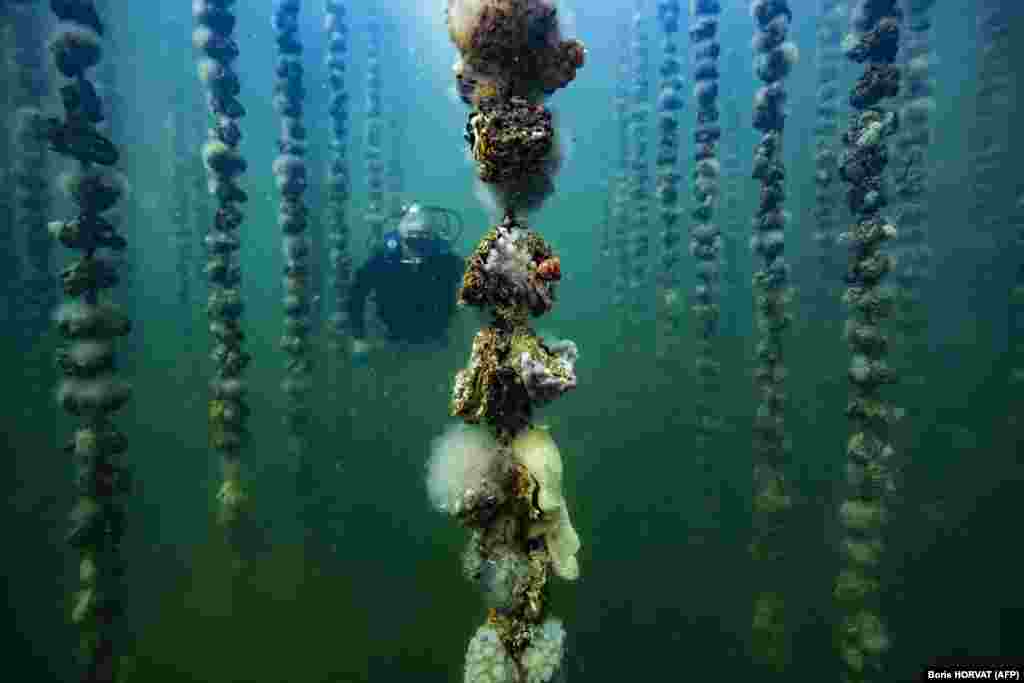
[{"xmin": 391, "ymin": 202, "xmax": 464, "ymax": 265}]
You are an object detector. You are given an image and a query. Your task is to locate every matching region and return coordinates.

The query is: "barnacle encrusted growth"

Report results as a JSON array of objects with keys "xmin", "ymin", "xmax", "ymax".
[
  {"xmin": 448, "ymin": 0, "xmax": 584, "ymax": 105},
  {"xmin": 453, "ymin": 214, "xmax": 576, "ymax": 436},
  {"xmin": 459, "ymin": 215, "xmax": 558, "ymax": 324},
  {"xmin": 429, "ymin": 423, "xmax": 579, "ymax": 670},
  {"xmin": 466, "ymin": 98, "xmax": 562, "ymax": 215},
  {"xmin": 451, "ymin": 324, "xmax": 577, "ymax": 435},
  {"xmin": 450, "ymin": 0, "xmax": 581, "ymax": 215},
  {"xmin": 468, "ymin": 99, "xmax": 554, "ymax": 185}
]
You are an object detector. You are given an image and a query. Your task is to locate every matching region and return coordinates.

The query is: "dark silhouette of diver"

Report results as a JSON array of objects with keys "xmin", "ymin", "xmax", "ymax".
[{"xmin": 348, "ymin": 202, "xmax": 465, "ymax": 364}]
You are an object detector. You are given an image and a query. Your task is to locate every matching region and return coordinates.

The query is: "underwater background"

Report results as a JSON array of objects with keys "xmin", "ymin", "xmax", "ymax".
[{"xmin": 1, "ymin": 0, "xmax": 1022, "ymax": 681}]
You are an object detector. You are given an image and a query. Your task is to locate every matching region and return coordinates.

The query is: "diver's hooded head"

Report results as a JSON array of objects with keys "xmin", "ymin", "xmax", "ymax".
[{"xmin": 391, "ymin": 202, "xmax": 449, "ymax": 264}]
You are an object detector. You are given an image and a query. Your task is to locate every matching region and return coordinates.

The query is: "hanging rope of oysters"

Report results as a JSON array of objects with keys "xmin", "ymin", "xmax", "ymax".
[
  {"xmin": 1013, "ymin": 189, "xmax": 1024, "ymax": 391},
  {"xmin": 652, "ymin": 0, "xmax": 683, "ymax": 357},
  {"xmin": 194, "ymin": 0, "xmax": 254, "ymax": 535},
  {"xmin": 626, "ymin": 0, "xmax": 652, "ymax": 318},
  {"xmin": 363, "ymin": 3, "xmax": 385, "ymax": 239},
  {"xmin": 611, "ymin": 11, "xmax": 631, "ymax": 309},
  {"xmin": 748, "ymin": 0, "xmax": 799, "ymax": 670},
  {"xmin": 971, "ymin": 0, "xmax": 1011, "ymax": 240},
  {"xmin": 834, "ymin": 0, "xmax": 905, "ymax": 678},
  {"xmin": 433, "ymin": 2, "xmax": 584, "ymax": 681},
  {"xmin": 324, "ymin": 0, "xmax": 352, "ymax": 348},
  {"xmin": 44, "ymin": 1, "xmax": 133, "ymax": 679},
  {"xmin": 812, "ymin": 0, "xmax": 845, "ymax": 310},
  {"xmin": 688, "ymin": 0, "xmax": 724, "ymax": 447},
  {"xmin": 888, "ymin": 0, "xmax": 936, "ymax": 385},
  {"xmin": 9, "ymin": 0, "xmax": 53, "ymax": 340}
]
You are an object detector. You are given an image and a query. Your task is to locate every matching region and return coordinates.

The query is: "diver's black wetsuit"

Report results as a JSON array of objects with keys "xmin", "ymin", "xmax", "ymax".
[{"xmin": 347, "ymin": 245, "xmax": 464, "ymax": 344}]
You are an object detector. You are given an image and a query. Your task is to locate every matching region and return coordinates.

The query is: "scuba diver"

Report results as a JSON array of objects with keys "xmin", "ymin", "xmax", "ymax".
[{"xmin": 349, "ymin": 202, "xmax": 465, "ymax": 365}]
